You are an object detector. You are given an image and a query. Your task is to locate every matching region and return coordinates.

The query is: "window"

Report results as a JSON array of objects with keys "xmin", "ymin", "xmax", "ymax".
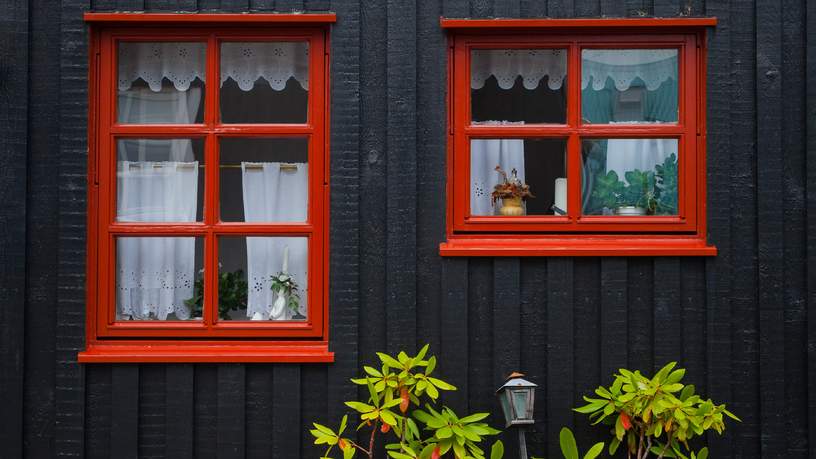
[
  {"xmin": 81, "ymin": 14, "xmax": 335, "ymax": 362},
  {"xmin": 440, "ymin": 19, "xmax": 717, "ymax": 256}
]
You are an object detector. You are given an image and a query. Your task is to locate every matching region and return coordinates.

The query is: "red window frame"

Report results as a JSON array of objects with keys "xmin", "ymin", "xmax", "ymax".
[
  {"xmin": 440, "ymin": 18, "xmax": 718, "ymax": 257},
  {"xmin": 80, "ymin": 14, "xmax": 336, "ymax": 363}
]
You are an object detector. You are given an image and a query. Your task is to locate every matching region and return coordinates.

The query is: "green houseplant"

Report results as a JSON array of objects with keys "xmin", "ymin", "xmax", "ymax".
[
  {"xmin": 185, "ymin": 268, "xmax": 248, "ymax": 320},
  {"xmin": 584, "ymin": 154, "xmax": 678, "ymax": 217},
  {"xmin": 574, "ymin": 362, "xmax": 739, "ymax": 459},
  {"xmin": 309, "ymin": 345, "xmax": 505, "ymax": 459}
]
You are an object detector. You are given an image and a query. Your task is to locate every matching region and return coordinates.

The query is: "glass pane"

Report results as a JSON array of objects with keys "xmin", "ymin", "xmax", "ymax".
[
  {"xmin": 581, "ymin": 138, "xmax": 679, "ymax": 216},
  {"xmin": 471, "ymin": 49, "xmax": 567, "ymax": 124},
  {"xmin": 218, "ymin": 236, "xmax": 308, "ymax": 321},
  {"xmin": 220, "ymin": 42, "xmax": 309, "ymax": 123},
  {"xmin": 470, "ymin": 138, "xmax": 567, "ymax": 216},
  {"xmin": 116, "ymin": 138, "xmax": 205, "ymax": 222},
  {"xmin": 582, "ymin": 49, "xmax": 678, "ymax": 124},
  {"xmin": 116, "ymin": 236, "xmax": 204, "ymax": 321},
  {"xmin": 118, "ymin": 42, "xmax": 205, "ymax": 124},
  {"xmin": 219, "ymin": 138, "xmax": 309, "ymax": 222}
]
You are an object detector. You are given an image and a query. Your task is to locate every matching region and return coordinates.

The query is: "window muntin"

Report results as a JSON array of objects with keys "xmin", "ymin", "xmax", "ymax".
[
  {"xmin": 452, "ymin": 34, "xmax": 699, "ymax": 234},
  {"xmin": 94, "ymin": 28, "xmax": 326, "ymax": 338}
]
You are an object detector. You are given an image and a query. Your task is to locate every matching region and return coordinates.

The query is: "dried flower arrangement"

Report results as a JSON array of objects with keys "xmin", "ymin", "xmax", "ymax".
[{"xmin": 490, "ymin": 165, "xmax": 535, "ymax": 207}]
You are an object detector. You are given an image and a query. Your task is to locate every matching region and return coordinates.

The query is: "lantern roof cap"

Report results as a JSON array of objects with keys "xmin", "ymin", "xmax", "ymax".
[{"xmin": 496, "ymin": 372, "xmax": 537, "ymax": 393}]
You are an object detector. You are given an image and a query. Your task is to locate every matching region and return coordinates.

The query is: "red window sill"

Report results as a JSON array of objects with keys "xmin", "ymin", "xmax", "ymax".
[
  {"xmin": 439, "ymin": 235, "xmax": 717, "ymax": 257},
  {"xmin": 78, "ymin": 341, "xmax": 334, "ymax": 363}
]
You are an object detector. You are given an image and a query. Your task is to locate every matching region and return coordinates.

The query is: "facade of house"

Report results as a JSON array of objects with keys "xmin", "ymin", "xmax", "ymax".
[{"xmin": 0, "ymin": 0, "xmax": 814, "ymax": 458}]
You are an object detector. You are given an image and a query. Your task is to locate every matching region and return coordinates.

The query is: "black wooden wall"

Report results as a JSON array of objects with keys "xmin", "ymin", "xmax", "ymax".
[{"xmin": 0, "ymin": 0, "xmax": 814, "ymax": 458}]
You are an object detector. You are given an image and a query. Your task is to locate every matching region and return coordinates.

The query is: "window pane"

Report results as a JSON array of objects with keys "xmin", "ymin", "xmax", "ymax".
[
  {"xmin": 581, "ymin": 138, "xmax": 679, "ymax": 216},
  {"xmin": 116, "ymin": 236, "xmax": 204, "ymax": 321},
  {"xmin": 470, "ymin": 138, "xmax": 567, "ymax": 216},
  {"xmin": 118, "ymin": 42, "xmax": 205, "ymax": 124},
  {"xmin": 219, "ymin": 138, "xmax": 309, "ymax": 222},
  {"xmin": 582, "ymin": 49, "xmax": 678, "ymax": 124},
  {"xmin": 218, "ymin": 236, "xmax": 308, "ymax": 321},
  {"xmin": 471, "ymin": 49, "xmax": 567, "ymax": 124},
  {"xmin": 220, "ymin": 42, "xmax": 309, "ymax": 123},
  {"xmin": 116, "ymin": 138, "xmax": 205, "ymax": 222}
]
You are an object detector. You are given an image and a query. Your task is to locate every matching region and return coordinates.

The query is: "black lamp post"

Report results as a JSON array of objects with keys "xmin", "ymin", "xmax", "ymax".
[{"xmin": 496, "ymin": 372, "xmax": 537, "ymax": 459}]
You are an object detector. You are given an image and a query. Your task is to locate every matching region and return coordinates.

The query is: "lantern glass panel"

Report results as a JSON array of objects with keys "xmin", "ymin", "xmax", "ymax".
[
  {"xmin": 512, "ymin": 388, "xmax": 530, "ymax": 420},
  {"xmin": 500, "ymin": 391, "xmax": 513, "ymax": 427}
]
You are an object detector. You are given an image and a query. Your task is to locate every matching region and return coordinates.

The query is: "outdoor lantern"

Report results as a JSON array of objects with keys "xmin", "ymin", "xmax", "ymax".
[{"xmin": 496, "ymin": 372, "xmax": 537, "ymax": 428}]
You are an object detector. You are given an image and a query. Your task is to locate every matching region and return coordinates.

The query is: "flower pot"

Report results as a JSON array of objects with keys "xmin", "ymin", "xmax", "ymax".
[
  {"xmin": 500, "ymin": 196, "xmax": 525, "ymax": 216},
  {"xmin": 614, "ymin": 206, "xmax": 647, "ymax": 216}
]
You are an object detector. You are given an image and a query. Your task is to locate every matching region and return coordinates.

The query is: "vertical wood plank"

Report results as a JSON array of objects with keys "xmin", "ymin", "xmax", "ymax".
[
  {"xmin": 0, "ymin": 0, "xmax": 28, "ymax": 455},
  {"xmin": 468, "ymin": 259, "xmax": 493, "ymax": 414},
  {"xmin": 651, "ymin": 0, "xmax": 678, "ymax": 16},
  {"xmin": 806, "ymin": 1, "xmax": 816, "ymax": 457},
  {"xmin": 386, "ymin": 0, "xmax": 418, "ymax": 353},
  {"xmin": 415, "ymin": 0, "xmax": 445, "ymax": 358},
  {"xmin": 110, "ymin": 365, "xmax": 139, "ymax": 459},
  {"xmin": 780, "ymin": 0, "xmax": 809, "ymax": 456},
  {"xmin": 756, "ymin": 0, "xmax": 786, "ymax": 456},
  {"xmin": 56, "ymin": 0, "xmax": 90, "ymax": 456},
  {"xmin": 704, "ymin": 0, "xmax": 734, "ymax": 455},
  {"xmin": 600, "ymin": 258, "xmax": 627, "ymax": 376},
  {"xmin": 194, "ymin": 365, "xmax": 217, "ymax": 459},
  {"xmin": 493, "ymin": 258, "xmax": 521, "ymax": 385},
  {"xmin": 326, "ymin": 0, "xmax": 361, "ymax": 453},
  {"xmin": 138, "ymin": 365, "xmax": 166, "ymax": 459},
  {"xmin": 547, "ymin": 0, "xmax": 574, "ymax": 18},
  {"xmin": 23, "ymin": 0, "xmax": 59, "ymax": 455},
  {"xmin": 680, "ymin": 259, "xmax": 706, "ymax": 390},
  {"xmin": 165, "ymin": 365, "xmax": 194, "ymax": 459},
  {"xmin": 520, "ymin": 0, "xmax": 546, "ymax": 17},
  {"xmin": 546, "ymin": 258, "xmax": 574, "ymax": 459},
  {"xmin": 440, "ymin": 258, "xmax": 469, "ymax": 413},
  {"xmin": 85, "ymin": 367, "xmax": 112, "ymax": 459},
  {"xmin": 730, "ymin": 0, "xmax": 760, "ymax": 454},
  {"xmin": 275, "ymin": 0, "xmax": 304, "ymax": 12},
  {"xmin": 571, "ymin": 259, "xmax": 602, "ymax": 446},
  {"xmin": 653, "ymin": 258, "xmax": 681, "ymax": 368},
  {"xmin": 216, "ymin": 365, "xmax": 246, "ymax": 459},
  {"xmin": 627, "ymin": 258, "xmax": 654, "ymax": 370},
  {"xmin": 470, "ymin": 0, "xmax": 492, "ymax": 18},
  {"xmin": 246, "ymin": 366, "xmax": 273, "ymax": 458},
  {"xmin": 300, "ymin": 366, "xmax": 327, "ymax": 456},
  {"xmin": 600, "ymin": 0, "xmax": 625, "ymax": 16},
  {"xmin": 520, "ymin": 259, "xmax": 548, "ymax": 448},
  {"xmin": 493, "ymin": 0, "xmax": 520, "ymax": 17},
  {"xmin": 574, "ymin": 0, "xmax": 600, "ymax": 18},
  {"xmin": 358, "ymin": 0, "xmax": 388, "ymax": 365},
  {"xmin": 272, "ymin": 365, "xmax": 301, "ymax": 458},
  {"xmin": 443, "ymin": 0, "xmax": 470, "ymax": 17}
]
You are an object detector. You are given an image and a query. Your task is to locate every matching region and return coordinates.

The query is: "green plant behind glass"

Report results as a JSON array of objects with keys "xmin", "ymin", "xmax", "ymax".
[
  {"xmin": 184, "ymin": 269, "xmax": 248, "ymax": 320},
  {"xmin": 584, "ymin": 153, "xmax": 678, "ymax": 216}
]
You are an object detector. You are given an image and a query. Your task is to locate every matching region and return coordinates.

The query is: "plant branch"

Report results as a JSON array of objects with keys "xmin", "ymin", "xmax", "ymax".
[
  {"xmin": 368, "ymin": 419, "xmax": 379, "ymax": 459},
  {"xmin": 656, "ymin": 433, "xmax": 674, "ymax": 459}
]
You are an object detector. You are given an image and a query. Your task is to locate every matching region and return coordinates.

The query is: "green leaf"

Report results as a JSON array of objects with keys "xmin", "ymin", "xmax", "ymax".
[
  {"xmin": 583, "ymin": 442, "xmax": 605, "ymax": 459},
  {"xmin": 490, "ymin": 440, "xmax": 504, "ymax": 459},
  {"xmin": 696, "ymin": 447, "xmax": 709, "ymax": 459},
  {"xmin": 679, "ymin": 384, "xmax": 696, "ymax": 401},
  {"xmin": 436, "ymin": 426, "xmax": 453, "ymax": 439},
  {"xmin": 559, "ymin": 427, "xmax": 579, "ymax": 459},
  {"xmin": 416, "ymin": 343, "xmax": 430, "ymax": 361},
  {"xmin": 425, "ymin": 356, "xmax": 437, "ymax": 375},
  {"xmin": 339, "ymin": 415, "xmax": 348, "ymax": 435},
  {"xmin": 387, "ymin": 452, "xmax": 414, "ymax": 459},
  {"xmin": 608, "ymin": 438, "xmax": 620, "ymax": 456},
  {"xmin": 345, "ymin": 401, "xmax": 374, "ymax": 413},
  {"xmin": 343, "ymin": 444, "xmax": 356, "ymax": 459},
  {"xmin": 666, "ymin": 369, "xmax": 686, "ymax": 384},
  {"xmin": 428, "ymin": 377, "xmax": 456, "ymax": 391},
  {"xmin": 459, "ymin": 412, "xmax": 490, "ymax": 423},
  {"xmin": 378, "ymin": 352, "xmax": 403, "ymax": 369}
]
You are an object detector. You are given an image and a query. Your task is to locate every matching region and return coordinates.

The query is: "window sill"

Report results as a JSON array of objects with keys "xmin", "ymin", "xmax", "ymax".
[
  {"xmin": 439, "ymin": 235, "xmax": 717, "ymax": 257},
  {"xmin": 78, "ymin": 341, "xmax": 334, "ymax": 363}
]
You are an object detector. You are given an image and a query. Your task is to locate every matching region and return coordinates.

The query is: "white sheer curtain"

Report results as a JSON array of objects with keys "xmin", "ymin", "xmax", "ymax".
[
  {"xmin": 116, "ymin": 160, "xmax": 199, "ymax": 320},
  {"xmin": 241, "ymin": 163, "xmax": 309, "ymax": 320},
  {"xmin": 470, "ymin": 138, "xmax": 526, "ymax": 216},
  {"xmin": 605, "ymin": 138, "xmax": 676, "ymax": 177}
]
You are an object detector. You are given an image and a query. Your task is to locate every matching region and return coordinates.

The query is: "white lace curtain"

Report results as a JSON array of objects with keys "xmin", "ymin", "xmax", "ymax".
[
  {"xmin": 470, "ymin": 49, "xmax": 677, "ymax": 91},
  {"xmin": 116, "ymin": 159, "xmax": 199, "ymax": 320},
  {"xmin": 242, "ymin": 163, "xmax": 309, "ymax": 320},
  {"xmin": 470, "ymin": 136, "xmax": 526, "ymax": 216},
  {"xmin": 118, "ymin": 42, "xmax": 309, "ymax": 92}
]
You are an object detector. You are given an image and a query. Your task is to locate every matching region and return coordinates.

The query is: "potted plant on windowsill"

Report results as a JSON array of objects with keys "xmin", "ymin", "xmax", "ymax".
[
  {"xmin": 585, "ymin": 154, "xmax": 678, "ymax": 217},
  {"xmin": 491, "ymin": 166, "xmax": 535, "ymax": 216}
]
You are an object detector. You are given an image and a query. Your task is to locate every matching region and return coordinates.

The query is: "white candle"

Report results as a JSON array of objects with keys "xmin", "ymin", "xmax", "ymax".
[
  {"xmin": 282, "ymin": 245, "xmax": 289, "ymax": 273},
  {"xmin": 554, "ymin": 178, "xmax": 568, "ymax": 213}
]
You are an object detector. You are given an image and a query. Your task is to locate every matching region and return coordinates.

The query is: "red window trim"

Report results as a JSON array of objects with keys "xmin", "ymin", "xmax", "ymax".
[
  {"xmin": 80, "ymin": 15, "xmax": 334, "ymax": 363},
  {"xmin": 440, "ymin": 18, "xmax": 717, "ymax": 257}
]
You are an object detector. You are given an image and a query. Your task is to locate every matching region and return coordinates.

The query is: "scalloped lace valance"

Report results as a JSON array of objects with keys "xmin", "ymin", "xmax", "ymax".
[
  {"xmin": 470, "ymin": 49, "xmax": 677, "ymax": 92},
  {"xmin": 118, "ymin": 42, "xmax": 309, "ymax": 92}
]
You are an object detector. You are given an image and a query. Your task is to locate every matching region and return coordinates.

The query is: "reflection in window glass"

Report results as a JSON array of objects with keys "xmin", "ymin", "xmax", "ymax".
[
  {"xmin": 218, "ymin": 237, "xmax": 308, "ymax": 321},
  {"xmin": 581, "ymin": 49, "xmax": 678, "ymax": 124},
  {"xmin": 116, "ymin": 138, "xmax": 205, "ymax": 222},
  {"xmin": 471, "ymin": 49, "xmax": 567, "ymax": 124},
  {"xmin": 470, "ymin": 138, "xmax": 567, "ymax": 216},
  {"xmin": 581, "ymin": 138, "xmax": 678, "ymax": 216},
  {"xmin": 118, "ymin": 42, "xmax": 206, "ymax": 124},
  {"xmin": 220, "ymin": 42, "xmax": 309, "ymax": 123},
  {"xmin": 116, "ymin": 237, "xmax": 204, "ymax": 321},
  {"xmin": 219, "ymin": 138, "xmax": 308, "ymax": 222}
]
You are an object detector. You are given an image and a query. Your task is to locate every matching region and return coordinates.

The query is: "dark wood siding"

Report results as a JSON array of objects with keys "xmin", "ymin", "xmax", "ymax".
[{"xmin": 0, "ymin": 0, "xmax": 814, "ymax": 457}]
